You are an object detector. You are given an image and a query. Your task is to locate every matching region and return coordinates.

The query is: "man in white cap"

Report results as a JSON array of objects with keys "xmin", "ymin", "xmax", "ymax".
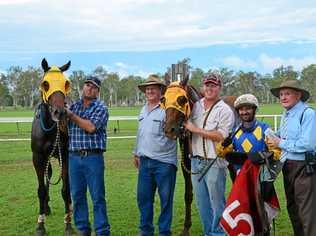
[
  {"xmin": 133, "ymin": 74, "xmax": 177, "ymax": 236},
  {"xmin": 267, "ymin": 79, "xmax": 316, "ymax": 236}
]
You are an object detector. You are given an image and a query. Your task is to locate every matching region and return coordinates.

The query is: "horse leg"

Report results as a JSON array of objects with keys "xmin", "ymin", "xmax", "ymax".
[
  {"xmin": 61, "ymin": 156, "xmax": 74, "ymax": 236},
  {"xmin": 33, "ymin": 155, "xmax": 50, "ymax": 236},
  {"xmin": 180, "ymin": 138, "xmax": 193, "ymax": 236}
]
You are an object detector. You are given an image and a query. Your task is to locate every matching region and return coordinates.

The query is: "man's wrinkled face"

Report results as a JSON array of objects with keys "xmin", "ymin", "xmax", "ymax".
[
  {"xmin": 279, "ymin": 88, "xmax": 301, "ymax": 110},
  {"xmin": 238, "ymin": 105, "xmax": 256, "ymax": 122},
  {"xmin": 145, "ymin": 85, "xmax": 161, "ymax": 103},
  {"xmin": 82, "ymin": 82, "xmax": 99, "ymax": 100}
]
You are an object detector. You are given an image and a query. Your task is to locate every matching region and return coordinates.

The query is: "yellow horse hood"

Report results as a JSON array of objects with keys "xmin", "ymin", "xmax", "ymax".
[{"xmin": 40, "ymin": 60, "xmax": 71, "ymax": 103}]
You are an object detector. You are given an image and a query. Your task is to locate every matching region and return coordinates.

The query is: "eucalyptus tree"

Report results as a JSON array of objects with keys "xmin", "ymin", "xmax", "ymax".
[
  {"xmin": 0, "ymin": 74, "xmax": 12, "ymax": 106},
  {"xmin": 6, "ymin": 66, "xmax": 23, "ymax": 107},
  {"xmin": 102, "ymin": 72, "xmax": 120, "ymax": 107},
  {"xmin": 300, "ymin": 64, "xmax": 316, "ymax": 102},
  {"xmin": 69, "ymin": 70, "xmax": 86, "ymax": 101},
  {"xmin": 15, "ymin": 67, "xmax": 42, "ymax": 107}
]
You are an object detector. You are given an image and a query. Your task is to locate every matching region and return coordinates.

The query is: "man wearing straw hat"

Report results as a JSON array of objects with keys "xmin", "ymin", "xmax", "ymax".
[
  {"xmin": 267, "ymin": 79, "xmax": 316, "ymax": 236},
  {"xmin": 133, "ymin": 74, "xmax": 177, "ymax": 236}
]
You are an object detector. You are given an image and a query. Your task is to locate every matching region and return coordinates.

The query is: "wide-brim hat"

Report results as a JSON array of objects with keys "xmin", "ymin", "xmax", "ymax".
[
  {"xmin": 270, "ymin": 79, "xmax": 310, "ymax": 102},
  {"xmin": 138, "ymin": 74, "xmax": 166, "ymax": 93}
]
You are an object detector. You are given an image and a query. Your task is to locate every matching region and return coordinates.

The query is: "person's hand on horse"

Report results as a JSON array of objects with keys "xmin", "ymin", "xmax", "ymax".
[
  {"xmin": 266, "ymin": 136, "xmax": 281, "ymax": 150},
  {"xmin": 65, "ymin": 108, "xmax": 74, "ymax": 119},
  {"xmin": 133, "ymin": 155, "xmax": 140, "ymax": 169},
  {"xmin": 184, "ymin": 121, "xmax": 197, "ymax": 133}
]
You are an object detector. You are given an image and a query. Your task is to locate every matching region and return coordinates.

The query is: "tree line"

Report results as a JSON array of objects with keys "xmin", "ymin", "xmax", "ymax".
[{"xmin": 1, "ymin": 62, "xmax": 316, "ymax": 108}]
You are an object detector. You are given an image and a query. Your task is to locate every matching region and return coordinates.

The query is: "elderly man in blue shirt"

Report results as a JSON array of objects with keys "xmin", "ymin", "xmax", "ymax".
[
  {"xmin": 67, "ymin": 76, "xmax": 110, "ymax": 236},
  {"xmin": 133, "ymin": 74, "xmax": 177, "ymax": 236},
  {"xmin": 267, "ymin": 80, "xmax": 316, "ymax": 236}
]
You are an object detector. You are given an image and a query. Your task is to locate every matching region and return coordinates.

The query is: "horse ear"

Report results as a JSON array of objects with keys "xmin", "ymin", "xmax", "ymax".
[
  {"xmin": 59, "ymin": 61, "xmax": 71, "ymax": 72},
  {"xmin": 164, "ymin": 73, "xmax": 171, "ymax": 86},
  {"xmin": 41, "ymin": 58, "xmax": 50, "ymax": 72},
  {"xmin": 180, "ymin": 74, "xmax": 189, "ymax": 87}
]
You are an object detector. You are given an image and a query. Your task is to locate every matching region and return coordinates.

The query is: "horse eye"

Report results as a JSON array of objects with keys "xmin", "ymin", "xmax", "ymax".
[
  {"xmin": 177, "ymin": 96, "xmax": 187, "ymax": 106},
  {"xmin": 41, "ymin": 81, "xmax": 50, "ymax": 92},
  {"xmin": 160, "ymin": 97, "xmax": 166, "ymax": 104}
]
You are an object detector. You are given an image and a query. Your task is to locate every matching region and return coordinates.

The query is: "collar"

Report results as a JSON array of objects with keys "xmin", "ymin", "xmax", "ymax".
[
  {"xmin": 241, "ymin": 119, "xmax": 257, "ymax": 132},
  {"xmin": 285, "ymin": 101, "xmax": 305, "ymax": 117}
]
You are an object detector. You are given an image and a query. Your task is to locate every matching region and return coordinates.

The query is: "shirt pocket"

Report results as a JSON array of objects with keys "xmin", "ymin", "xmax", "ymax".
[{"xmin": 151, "ymin": 119, "xmax": 163, "ymax": 135}]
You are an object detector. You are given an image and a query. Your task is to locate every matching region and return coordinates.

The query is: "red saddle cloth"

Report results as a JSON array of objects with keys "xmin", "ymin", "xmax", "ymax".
[{"xmin": 220, "ymin": 160, "xmax": 280, "ymax": 236}]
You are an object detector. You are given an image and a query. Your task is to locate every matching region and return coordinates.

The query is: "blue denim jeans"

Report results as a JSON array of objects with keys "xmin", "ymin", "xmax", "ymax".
[
  {"xmin": 69, "ymin": 152, "xmax": 110, "ymax": 236},
  {"xmin": 191, "ymin": 158, "xmax": 226, "ymax": 236},
  {"xmin": 137, "ymin": 156, "xmax": 177, "ymax": 236}
]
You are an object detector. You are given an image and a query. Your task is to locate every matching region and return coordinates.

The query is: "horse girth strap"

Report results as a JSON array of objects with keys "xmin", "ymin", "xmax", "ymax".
[{"xmin": 160, "ymin": 84, "xmax": 191, "ymax": 119}]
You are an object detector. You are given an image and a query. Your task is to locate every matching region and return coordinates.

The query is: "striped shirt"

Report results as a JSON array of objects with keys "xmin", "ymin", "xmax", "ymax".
[{"xmin": 68, "ymin": 98, "xmax": 108, "ymax": 151}]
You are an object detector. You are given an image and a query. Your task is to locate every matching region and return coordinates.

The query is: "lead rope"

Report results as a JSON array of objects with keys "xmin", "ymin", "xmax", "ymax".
[{"xmin": 44, "ymin": 121, "xmax": 63, "ymax": 185}]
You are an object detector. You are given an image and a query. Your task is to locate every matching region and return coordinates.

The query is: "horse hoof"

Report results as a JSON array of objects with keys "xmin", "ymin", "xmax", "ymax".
[
  {"xmin": 35, "ymin": 222, "xmax": 46, "ymax": 236},
  {"xmin": 64, "ymin": 223, "xmax": 75, "ymax": 236}
]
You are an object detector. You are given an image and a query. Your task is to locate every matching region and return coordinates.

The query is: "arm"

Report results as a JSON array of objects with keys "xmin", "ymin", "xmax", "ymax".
[
  {"xmin": 67, "ymin": 109, "xmax": 96, "ymax": 133},
  {"xmin": 185, "ymin": 121, "xmax": 224, "ymax": 142}
]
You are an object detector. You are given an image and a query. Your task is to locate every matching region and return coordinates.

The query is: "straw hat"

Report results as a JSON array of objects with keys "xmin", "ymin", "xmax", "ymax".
[
  {"xmin": 270, "ymin": 80, "xmax": 310, "ymax": 102},
  {"xmin": 138, "ymin": 74, "xmax": 166, "ymax": 93}
]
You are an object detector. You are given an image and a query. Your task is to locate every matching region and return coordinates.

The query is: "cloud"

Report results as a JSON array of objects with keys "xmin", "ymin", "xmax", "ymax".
[
  {"xmin": 0, "ymin": 0, "xmax": 39, "ymax": 5},
  {"xmin": 223, "ymin": 56, "xmax": 257, "ymax": 69},
  {"xmin": 259, "ymin": 53, "xmax": 316, "ymax": 71},
  {"xmin": 0, "ymin": 0, "xmax": 316, "ymax": 52}
]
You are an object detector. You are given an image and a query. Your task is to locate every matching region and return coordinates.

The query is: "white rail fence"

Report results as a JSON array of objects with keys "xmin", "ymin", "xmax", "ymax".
[{"xmin": 0, "ymin": 115, "xmax": 282, "ymax": 142}]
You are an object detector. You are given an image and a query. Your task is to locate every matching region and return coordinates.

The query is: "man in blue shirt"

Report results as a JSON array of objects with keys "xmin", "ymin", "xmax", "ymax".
[
  {"xmin": 133, "ymin": 74, "xmax": 177, "ymax": 236},
  {"xmin": 268, "ymin": 80, "xmax": 316, "ymax": 236},
  {"xmin": 67, "ymin": 76, "xmax": 110, "ymax": 236}
]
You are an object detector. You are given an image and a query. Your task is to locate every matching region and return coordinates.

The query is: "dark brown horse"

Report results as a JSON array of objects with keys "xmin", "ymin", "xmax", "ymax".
[
  {"xmin": 161, "ymin": 73, "xmax": 237, "ymax": 235},
  {"xmin": 31, "ymin": 58, "xmax": 73, "ymax": 236}
]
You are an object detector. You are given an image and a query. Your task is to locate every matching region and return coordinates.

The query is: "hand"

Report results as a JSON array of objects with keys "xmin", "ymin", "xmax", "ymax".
[
  {"xmin": 266, "ymin": 136, "xmax": 281, "ymax": 149},
  {"xmin": 133, "ymin": 156, "xmax": 140, "ymax": 169},
  {"xmin": 184, "ymin": 121, "xmax": 196, "ymax": 133},
  {"xmin": 65, "ymin": 108, "xmax": 74, "ymax": 119},
  {"xmin": 222, "ymin": 136, "xmax": 232, "ymax": 147}
]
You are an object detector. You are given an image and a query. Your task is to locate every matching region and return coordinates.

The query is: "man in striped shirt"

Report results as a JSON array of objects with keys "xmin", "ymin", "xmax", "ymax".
[{"xmin": 67, "ymin": 76, "xmax": 110, "ymax": 236}]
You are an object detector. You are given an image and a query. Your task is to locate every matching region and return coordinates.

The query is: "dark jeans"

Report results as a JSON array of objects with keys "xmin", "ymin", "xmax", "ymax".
[
  {"xmin": 283, "ymin": 160, "xmax": 316, "ymax": 236},
  {"xmin": 137, "ymin": 156, "xmax": 176, "ymax": 236}
]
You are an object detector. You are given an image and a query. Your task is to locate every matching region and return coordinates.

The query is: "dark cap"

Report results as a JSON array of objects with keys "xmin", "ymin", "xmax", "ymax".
[
  {"xmin": 85, "ymin": 76, "xmax": 101, "ymax": 89},
  {"xmin": 203, "ymin": 73, "xmax": 222, "ymax": 86}
]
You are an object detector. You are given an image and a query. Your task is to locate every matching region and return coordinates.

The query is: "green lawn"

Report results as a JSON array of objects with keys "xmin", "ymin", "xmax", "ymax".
[{"xmin": 0, "ymin": 105, "xmax": 295, "ymax": 235}]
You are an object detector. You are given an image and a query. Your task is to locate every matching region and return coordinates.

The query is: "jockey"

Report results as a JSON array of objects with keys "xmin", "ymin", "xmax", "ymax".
[
  {"xmin": 217, "ymin": 93, "xmax": 280, "ymax": 181},
  {"xmin": 218, "ymin": 94, "xmax": 282, "ymax": 235}
]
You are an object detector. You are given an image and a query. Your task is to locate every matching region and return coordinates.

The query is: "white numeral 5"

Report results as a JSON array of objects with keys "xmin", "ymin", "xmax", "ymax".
[{"xmin": 222, "ymin": 200, "xmax": 254, "ymax": 236}]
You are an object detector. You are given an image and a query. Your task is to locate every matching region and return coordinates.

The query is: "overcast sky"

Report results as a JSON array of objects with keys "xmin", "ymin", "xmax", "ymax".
[{"xmin": 1, "ymin": 0, "xmax": 316, "ymax": 76}]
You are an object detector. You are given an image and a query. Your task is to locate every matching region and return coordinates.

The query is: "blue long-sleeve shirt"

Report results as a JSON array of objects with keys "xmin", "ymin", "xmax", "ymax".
[
  {"xmin": 278, "ymin": 101, "xmax": 316, "ymax": 161},
  {"xmin": 133, "ymin": 103, "xmax": 177, "ymax": 166}
]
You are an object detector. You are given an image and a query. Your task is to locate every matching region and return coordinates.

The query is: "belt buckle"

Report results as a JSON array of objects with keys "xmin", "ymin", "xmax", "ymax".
[{"xmin": 79, "ymin": 150, "xmax": 88, "ymax": 157}]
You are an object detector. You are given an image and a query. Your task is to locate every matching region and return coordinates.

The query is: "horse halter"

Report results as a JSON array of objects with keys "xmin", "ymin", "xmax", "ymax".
[
  {"xmin": 160, "ymin": 82, "xmax": 191, "ymax": 120},
  {"xmin": 40, "ymin": 66, "xmax": 71, "ymax": 103}
]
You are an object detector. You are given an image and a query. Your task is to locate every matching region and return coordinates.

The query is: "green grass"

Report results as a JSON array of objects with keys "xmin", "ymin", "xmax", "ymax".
[{"xmin": 0, "ymin": 104, "xmax": 296, "ymax": 235}]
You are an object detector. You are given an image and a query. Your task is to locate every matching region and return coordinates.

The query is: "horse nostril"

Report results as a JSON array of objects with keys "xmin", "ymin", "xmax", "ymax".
[{"xmin": 170, "ymin": 127, "xmax": 175, "ymax": 132}]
